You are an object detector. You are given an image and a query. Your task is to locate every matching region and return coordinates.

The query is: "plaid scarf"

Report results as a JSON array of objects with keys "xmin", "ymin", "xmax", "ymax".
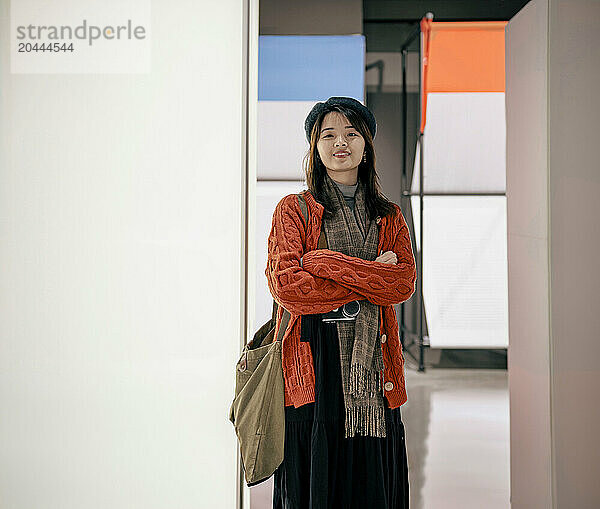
[{"xmin": 322, "ymin": 173, "xmax": 386, "ymax": 438}]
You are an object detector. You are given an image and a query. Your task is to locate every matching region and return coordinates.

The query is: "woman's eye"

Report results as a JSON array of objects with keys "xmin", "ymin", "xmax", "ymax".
[{"xmin": 322, "ymin": 133, "xmax": 358, "ymax": 138}]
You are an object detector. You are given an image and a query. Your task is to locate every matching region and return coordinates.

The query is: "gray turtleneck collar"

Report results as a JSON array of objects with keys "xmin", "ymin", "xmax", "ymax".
[{"xmin": 331, "ymin": 177, "xmax": 358, "ymax": 211}]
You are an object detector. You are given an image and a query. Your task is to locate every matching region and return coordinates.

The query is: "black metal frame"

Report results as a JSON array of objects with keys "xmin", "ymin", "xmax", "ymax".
[
  {"xmin": 395, "ymin": 22, "xmax": 425, "ymax": 372},
  {"xmin": 393, "ymin": 17, "xmax": 507, "ymax": 372}
]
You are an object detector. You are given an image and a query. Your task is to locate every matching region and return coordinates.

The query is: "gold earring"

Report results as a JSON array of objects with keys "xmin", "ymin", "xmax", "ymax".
[{"xmin": 363, "ymin": 153, "xmax": 367, "ymax": 163}]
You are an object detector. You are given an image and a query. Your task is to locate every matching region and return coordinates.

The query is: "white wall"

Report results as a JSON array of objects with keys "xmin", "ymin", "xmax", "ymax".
[
  {"xmin": 507, "ymin": 0, "xmax": 600, "ymax": 507},
  {"xmin": 506, "ymin": 1, "xmax": 553, "ymax": 506},
  {"xmin": 548, "ymin": 1, "xmax": 600, "ymax": 507},
  {"xmin": 0, "ymin": 1, "xmax": 251, "ymax": 507}
]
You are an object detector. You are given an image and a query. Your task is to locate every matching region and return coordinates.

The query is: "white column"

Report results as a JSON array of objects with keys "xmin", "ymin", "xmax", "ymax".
[
  {"xmin": 507, "ymin": 0, "xmax": 600, "ymax": 507},
  {"xmin": 506, "ymin": 1, "xmax": 553, "ymax": 506},
  {"xmin": 547, "ymin": 0, "xmax": 600, "ymax": 507},
  {"xmin": 0, "ymin": 1, "xmax": 253, "ymax": 507}
]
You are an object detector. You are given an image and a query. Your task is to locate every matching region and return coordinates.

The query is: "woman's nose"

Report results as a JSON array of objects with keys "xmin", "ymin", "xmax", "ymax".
[{"xmin": 334, "ymin": 135, "xmax": 348, "ymax": 146}]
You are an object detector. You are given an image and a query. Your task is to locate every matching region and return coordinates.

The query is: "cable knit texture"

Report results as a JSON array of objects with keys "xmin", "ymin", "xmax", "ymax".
[{"xmin": 265, "ymin": 190, "xmax": 417, "ymax": 409}]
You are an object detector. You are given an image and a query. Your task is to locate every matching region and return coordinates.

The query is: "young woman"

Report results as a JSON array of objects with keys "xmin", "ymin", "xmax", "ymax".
[{"xmin": 265, "ymin": 96, "xmax": 417, "ymax": 509}]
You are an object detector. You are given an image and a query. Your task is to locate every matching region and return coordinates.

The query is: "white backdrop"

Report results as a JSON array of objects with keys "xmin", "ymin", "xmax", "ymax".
[{"xmin": 411, "ymin": 90, "xmax": 509, "ymax": 348}]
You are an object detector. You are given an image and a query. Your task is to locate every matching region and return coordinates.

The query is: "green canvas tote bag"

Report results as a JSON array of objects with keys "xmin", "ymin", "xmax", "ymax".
[
  {"xmin": 228, "ymin": 298, "xmax": 289, "ymax": 486},
  {"xmin": 229, "ymin": 192, "xmax": 318, "ymax": 486}
]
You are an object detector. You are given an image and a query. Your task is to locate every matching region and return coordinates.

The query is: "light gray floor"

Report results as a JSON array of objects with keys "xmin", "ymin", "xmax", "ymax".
[{"xmin": 250, "ymin": 368, "xmax": 510, "ymax": 509}]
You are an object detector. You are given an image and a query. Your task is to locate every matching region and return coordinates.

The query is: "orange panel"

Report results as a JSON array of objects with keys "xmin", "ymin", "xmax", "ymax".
[{"xmin": 420, "ymin": 19, "xmax": 507, "ymax": 133}]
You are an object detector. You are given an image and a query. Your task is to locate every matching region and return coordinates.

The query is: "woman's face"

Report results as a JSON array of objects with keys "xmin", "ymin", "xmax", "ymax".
[{"xmin": 316, "ymin": 111, "xmax": 365, "ymax": 180}]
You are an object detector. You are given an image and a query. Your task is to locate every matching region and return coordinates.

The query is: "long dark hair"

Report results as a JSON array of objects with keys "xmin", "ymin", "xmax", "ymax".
[{"xmin": 302, "ymin": 104, "xmax": 396, "ymax": 221}]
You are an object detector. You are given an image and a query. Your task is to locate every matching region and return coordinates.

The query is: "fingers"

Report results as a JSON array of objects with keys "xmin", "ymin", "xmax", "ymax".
[{"xmin": 376, "ymin": 251, "xmax": 397, "ymax": 264}]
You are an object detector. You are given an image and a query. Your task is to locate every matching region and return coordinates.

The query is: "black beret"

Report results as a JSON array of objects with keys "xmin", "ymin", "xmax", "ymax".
[{"xmin": 304, "ymin": 96, "xmax": 377, "ymax": 143}]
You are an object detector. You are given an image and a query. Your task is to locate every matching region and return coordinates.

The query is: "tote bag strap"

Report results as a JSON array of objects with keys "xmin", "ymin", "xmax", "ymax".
[
  {"xmin": 297, "ymin": 191, "xmax": 326, "ymax": 248},
  {"xmin": 269, "ymin": 191, "xmax": 315, "ymax": 343}
]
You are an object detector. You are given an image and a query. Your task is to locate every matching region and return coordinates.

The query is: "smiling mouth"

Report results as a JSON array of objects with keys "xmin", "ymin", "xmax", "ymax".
[{"xmin": 333, "ymin": 153, "xmax": 350, "ymax": 158}]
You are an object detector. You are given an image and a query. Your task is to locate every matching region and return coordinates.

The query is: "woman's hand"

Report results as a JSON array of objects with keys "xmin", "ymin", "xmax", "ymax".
[{"xmin": 375, "ymin": 250, "xmax": 397, "ymax": 264}]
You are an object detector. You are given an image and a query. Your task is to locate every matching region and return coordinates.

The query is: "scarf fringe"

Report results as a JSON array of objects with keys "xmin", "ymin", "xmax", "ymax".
[
  {"xmin": 349, "ymin": 363, "xmax": 383, "ymax": 397},
  {"xmin": 344, "ymin": 404, "xmax": 387, "ymax": 438}
]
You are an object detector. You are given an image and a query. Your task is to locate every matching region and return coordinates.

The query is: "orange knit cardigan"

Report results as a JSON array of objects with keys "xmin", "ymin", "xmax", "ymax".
[{"xmin": 265, "ymin": 190, "xmax": 417, "ymax": 409}]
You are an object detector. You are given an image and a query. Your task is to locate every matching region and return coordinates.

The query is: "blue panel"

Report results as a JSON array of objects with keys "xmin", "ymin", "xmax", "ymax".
[{"xmin": 259, "ymin": 35, "xmax": 365, "ymax": 101}]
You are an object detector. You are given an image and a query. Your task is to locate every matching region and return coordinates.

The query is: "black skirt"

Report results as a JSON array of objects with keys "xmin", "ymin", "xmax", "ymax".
[{"xmin": 273, "ymin": 314, "xmax": 409, "ymax": 509}]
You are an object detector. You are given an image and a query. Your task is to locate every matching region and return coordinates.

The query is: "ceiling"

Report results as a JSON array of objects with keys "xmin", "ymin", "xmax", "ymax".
[{"xmin": 364, "ymin": 0, "xmax": 530, "ymax": 51}]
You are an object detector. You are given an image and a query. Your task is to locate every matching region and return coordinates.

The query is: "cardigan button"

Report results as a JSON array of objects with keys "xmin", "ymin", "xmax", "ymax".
[
  {"xmin": 380, "ymin": 334, "xmax": 387, "ymax": 343},
  {"xmin": 384, "ymin": 381, "xmax": 394, "ymax": 391}
]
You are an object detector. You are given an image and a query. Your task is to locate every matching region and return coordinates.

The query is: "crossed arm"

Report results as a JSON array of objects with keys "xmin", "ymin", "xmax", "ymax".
[
  {"xmin": 265, "ymin": 196, "xmax": 417, "ymax": 315},
  {"xmin": 265, "ymin": 194, "xmax": 364, "ymax": 315},
  {"xmin": 301, "ymin": 205, "xmax": 417, "ymax": 306}
]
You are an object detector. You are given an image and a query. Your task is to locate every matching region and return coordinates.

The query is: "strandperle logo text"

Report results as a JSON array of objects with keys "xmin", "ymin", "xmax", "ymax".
[{"xmin": 16, "ymin": 19, "xmax": 146, "ymax": 46}]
